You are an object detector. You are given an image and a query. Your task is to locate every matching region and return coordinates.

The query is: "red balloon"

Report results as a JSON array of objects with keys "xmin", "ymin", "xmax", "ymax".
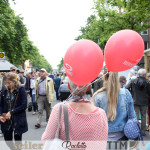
[
  {"xmin": 64, "ymin": 40, "xmax": 104, "ymax": 86},
  {"xmin": 104, "ymin": 29, "xmax": 144, "ymax": 72}
]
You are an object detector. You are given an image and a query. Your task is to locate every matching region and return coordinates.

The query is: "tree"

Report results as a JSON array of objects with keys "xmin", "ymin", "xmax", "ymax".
[
  {"xmin": 76, "ymin": 0, "xmax": 150, "ymax": 50},
  {"xmin": 57, "ymin": 58, "xmax": 64, "ymax": 72},
  {"xmin": 0, "ymin": 0, "xmax": 53, "ymax": 72}
]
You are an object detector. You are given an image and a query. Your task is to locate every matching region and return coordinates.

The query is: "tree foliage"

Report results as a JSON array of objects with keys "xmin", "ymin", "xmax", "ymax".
[
  {"xmin": 76, "ymin": 0, "xmax": 150, "ymax": 50},
  {"xmin": 0, "ymin": 0, "xmax": 53, "ymax": 72},
  {"xmin": 57, "ymin": 58, "xmax": 64, "ymax": 72}
]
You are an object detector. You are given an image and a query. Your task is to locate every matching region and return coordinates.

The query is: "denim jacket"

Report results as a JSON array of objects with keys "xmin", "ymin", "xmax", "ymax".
[{"xmin": 94, "ymin": 88, "xmax": 137, "ymax": 133}]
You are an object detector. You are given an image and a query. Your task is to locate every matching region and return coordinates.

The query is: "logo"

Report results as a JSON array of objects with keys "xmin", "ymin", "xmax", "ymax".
[
  {"xmin": 64, "ymin": 63, "xmax": 73, "ymax": 76},
  {"xmin": 62, "ymin": 141, "xmax": 87, "ymax": 150},
  {"xmin": 0, "ymin": 52, "xmax": 5, "ymax": 60},
  {"xmin": 123, "ymin": 58, "xmax": 141, "ymax": 67}
]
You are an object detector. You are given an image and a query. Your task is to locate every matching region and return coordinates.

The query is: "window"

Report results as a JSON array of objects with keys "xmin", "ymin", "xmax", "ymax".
[
  {"xmin": 141, "ymin": 29, "xmax": 148, "ymax": 35},
  {"xmin": 144, "ymin": 41, "xmax": 149, "ymax": 50}
]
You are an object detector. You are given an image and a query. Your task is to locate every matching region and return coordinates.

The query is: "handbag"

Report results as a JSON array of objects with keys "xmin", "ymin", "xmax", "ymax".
[
  {"xmin": 43, "ymin": 103, "xmax": 69, "ymax": 150},
  {"xmin": 123, "ymin": 90, "xmax": 143, "ymax": 141}
]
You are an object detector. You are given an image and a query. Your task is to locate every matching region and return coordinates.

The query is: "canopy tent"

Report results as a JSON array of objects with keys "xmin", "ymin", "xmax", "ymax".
[{"xmin": 0, "ymin": 60, "xmax": 17, "ymax": 72}]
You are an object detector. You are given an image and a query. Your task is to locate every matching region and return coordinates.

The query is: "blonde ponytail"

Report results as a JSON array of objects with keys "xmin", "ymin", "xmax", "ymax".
[{"xmin": 107, "ymin": 72, "xmax": 120, "ymax": 121}]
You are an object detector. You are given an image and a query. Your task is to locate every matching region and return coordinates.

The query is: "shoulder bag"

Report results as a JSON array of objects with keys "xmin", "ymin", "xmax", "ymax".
[
  {"xmin": 123, "ymin": 90, "xmax": 143, "ymax": 141},
  {"xmin": 43, "ymin": 103, "xmax": 69, "ymax": 150}
]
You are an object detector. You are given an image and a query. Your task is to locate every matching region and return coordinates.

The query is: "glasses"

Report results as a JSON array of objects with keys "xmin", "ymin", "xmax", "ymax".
[{"xmin": 11, "ymin": 69, "xmax": 16, "ymax": 72}]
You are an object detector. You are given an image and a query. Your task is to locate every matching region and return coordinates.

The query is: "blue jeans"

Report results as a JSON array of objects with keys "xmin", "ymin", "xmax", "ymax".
[
  {"xmin": 32, "ymin": 94, "xmax": 37, "ymax": 112},
  {"xmin": 55, "ymin": 87, "xmax": 60, "ymax": 100}
]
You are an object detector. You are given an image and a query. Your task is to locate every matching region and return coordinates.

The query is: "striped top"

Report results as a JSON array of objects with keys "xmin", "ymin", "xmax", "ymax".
[{"xmin": 41, "ymin": 103, "xmax": 108, "ymax": 142}]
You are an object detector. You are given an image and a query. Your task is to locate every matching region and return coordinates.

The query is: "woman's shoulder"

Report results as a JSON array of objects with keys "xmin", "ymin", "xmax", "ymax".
[
  {"xmin": 95, "ymin": 91, "xmax": 106, "ymax": 97},
  {"xmin": 94, "ymin": 91, "xmax": 107, "ymax": 102},
  {"xmin": 119, "ymin": 88, "xmax": 130, "ymax": 95}
]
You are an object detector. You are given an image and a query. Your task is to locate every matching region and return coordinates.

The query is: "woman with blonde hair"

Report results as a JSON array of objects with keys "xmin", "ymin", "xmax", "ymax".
[
  {"xmin": 92, "ymin": 72, "xmax": 137, "ymax": 141},
  {"xmin": 0, "ymin": 72, "xmax": 28, "ymax": 149}
]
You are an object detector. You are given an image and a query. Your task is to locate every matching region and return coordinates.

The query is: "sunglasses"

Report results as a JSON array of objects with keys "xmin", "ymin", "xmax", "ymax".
[{"xmin": 11, "ymin": 69, "xmax": 16, "ymax": 72}]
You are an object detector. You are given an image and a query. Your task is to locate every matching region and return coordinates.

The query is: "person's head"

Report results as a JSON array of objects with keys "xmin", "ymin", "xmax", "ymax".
[
  {"xmin": 31, "ymin": 71, "xmax": 35, "ymax": 77},
  {"xmin": 40, "ymin": 68, "xmax": 47, "ymax": 78},
  {"xmin": 20, "ymin": 69, "xmax": 25, "ymax": 76},
  {"xmin": 5, "ymin": 72, "xmax": 20, "ymax": 90},
  {"xmin": 119, "ymin": 76, "xmax": 127, "ymax": 87},
  {"xmin": 56, "ymin": 74, "xmax": 59, "ymax": 77},
  {"xmin": 147, "ymin": 73, "xmax": 150, "ymax": 81},
  {"xmin": 10, "ymin": 66, "xmax": 17, "ymax": 73},
  {"xmin": 68, "ymin": 80, "xmax": 90, "ymax": 97},
  {"xmin": 26, "ymin": 73, "xmax": 31, "ymax": 78},
  {"xmin": 63, "ymin": 80, "xmax": 68, "ymax": 84},
  {"xmin": 130, "ymin": 69, "xmax": 135, "ymax": 77},
  {"xmin": 138, "ymin": 68, "xmax": 146, "ymax": 78}
]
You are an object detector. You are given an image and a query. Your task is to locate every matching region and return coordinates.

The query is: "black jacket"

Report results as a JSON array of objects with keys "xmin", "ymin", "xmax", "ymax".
[
  {"xmin": 0, "ymin": 86, "xmax": 28, "ymax": 134},
  {"xmin": 126, "ymin": 77, "xmax": 150, "ymax": 106}
]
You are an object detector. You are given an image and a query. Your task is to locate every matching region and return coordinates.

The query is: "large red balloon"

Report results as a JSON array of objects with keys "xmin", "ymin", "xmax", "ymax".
[
  {"xmin": 104, "ymin": 29, "xmax": 144, "ymax": 72},
  {"xmin": 64, "ymin": 40, "xmax": 104, "ymax": 86}
]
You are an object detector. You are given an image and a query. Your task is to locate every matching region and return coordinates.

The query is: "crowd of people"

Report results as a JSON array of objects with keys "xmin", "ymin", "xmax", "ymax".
[{"xmin": 0, "ymin": 65, "xmax": 150, "ymax": 149}]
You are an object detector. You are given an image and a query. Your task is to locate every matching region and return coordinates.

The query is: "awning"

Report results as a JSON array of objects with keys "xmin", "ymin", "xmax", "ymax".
[{"xmin": 0, "ymin": 60, "xmax": 17, "ymax": 72}]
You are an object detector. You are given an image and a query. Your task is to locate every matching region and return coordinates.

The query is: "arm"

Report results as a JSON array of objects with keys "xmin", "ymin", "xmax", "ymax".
[
  {"xmin": 0, "ymin": 90, "xmax": 3, "ymax": 116},
  {"xmin": 30, "ymin": 79, "xmax": 35, "ymax": 89},
  {"xmin": 0, "ymin": 90, "xmax": 6, "ymax": 123},
  {"xmin": 48, "ymin": 79, "xmax": 54, "ymax": 103},
  {"xmin": 100, "ymin": 109, "xmax": 108, "ymax": 141},
  {"xmin": 10, "ymin": 87, "xmax": 27, "ymax": 115},
  {"xmin": 41, "ymin": 104, "xmax": 60, "ymax": 142},
  {"xmin": 19, "ymin": 75, "xmax": 25, "ymax": 86},
  {"xmin": 125, "ymin": 89, "xmax": 137, "ymax": 122}
]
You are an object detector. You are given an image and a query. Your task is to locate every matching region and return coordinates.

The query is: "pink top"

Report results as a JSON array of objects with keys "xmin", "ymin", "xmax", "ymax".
[{"xmin": 41, "ymin": 103, "xmax": 108, "ymax": 141}]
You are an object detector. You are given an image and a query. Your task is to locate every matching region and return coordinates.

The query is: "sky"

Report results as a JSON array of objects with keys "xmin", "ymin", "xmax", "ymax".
[{"xmin": 10, "ymin": 0, "xmax": 94, "ymax": 69}]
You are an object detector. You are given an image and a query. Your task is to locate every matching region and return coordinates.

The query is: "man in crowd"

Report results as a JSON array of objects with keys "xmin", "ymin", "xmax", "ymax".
[
  {"xmin": 119, "ymin": 76, "xmax": 127, "ymax": 88},
  {"xmin": 10, "ymin": 66, "xmax": 24, "ymax": 85},
  {"xmin": 35, "ymin": 68, "xmax": 54, "ymax": 128},
  {"xmin": 126, "ymin": 68, "xmax": 150, "ymax": 136},
  {"xmin": 54, "ymin": 74, "xmax": 61, "ymax": 100}
]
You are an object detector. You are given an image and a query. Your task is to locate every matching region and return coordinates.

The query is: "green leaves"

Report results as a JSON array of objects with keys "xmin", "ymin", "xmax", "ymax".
[
  {"xmin": 0, "ymin": 0, "xmax": 53, "ymax": 72},
  {"xmin": 57, "ymin": 58, "xmax": 64, "ymax": 72},
  {"xmin": 76, "ymin": 0, "xmax": 150, "ymax": 50}
]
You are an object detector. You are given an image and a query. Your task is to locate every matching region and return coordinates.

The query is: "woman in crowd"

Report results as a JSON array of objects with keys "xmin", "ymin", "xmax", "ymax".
[
  {"xmin": 42, "ymin": 79, "xmax": 108, "ymax": 149},
  {"xmin": 30, "ymin": 71, "xmax": 37, "ymax": 114},
  {"xmin": 0, "ymin": 72, "xmax": 28, "ymax": 149},
  {"xmin": 92, "ymin": 72, "xmax": 137, "ymax": 141}
]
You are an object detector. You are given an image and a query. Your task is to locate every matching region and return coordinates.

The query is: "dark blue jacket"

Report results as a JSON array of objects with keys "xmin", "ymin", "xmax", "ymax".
[{"xmin": 0, "ymin": 86, "xmax": 28, "ymax": 135}]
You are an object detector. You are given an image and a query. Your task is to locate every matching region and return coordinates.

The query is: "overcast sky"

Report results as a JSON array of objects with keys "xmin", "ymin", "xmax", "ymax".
[{"xmin": 10, "ymin": 0, "xmax": 94, "ymax": 69}]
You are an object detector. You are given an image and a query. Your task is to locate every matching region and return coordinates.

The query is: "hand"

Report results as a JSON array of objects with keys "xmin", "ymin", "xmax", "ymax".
[
  {"xmin": 0, "ymin": 116, "xmax": 6, "ymax": 123},
  {"xmin": 5, "ymin": 112, "xmax": 11, "ymax": 120}
]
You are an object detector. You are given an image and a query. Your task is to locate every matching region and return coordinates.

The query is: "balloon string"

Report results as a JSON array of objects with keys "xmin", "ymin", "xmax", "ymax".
[{"xmin": 63, "ymin": 71, "xmax": 109, "ymax": 103}]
